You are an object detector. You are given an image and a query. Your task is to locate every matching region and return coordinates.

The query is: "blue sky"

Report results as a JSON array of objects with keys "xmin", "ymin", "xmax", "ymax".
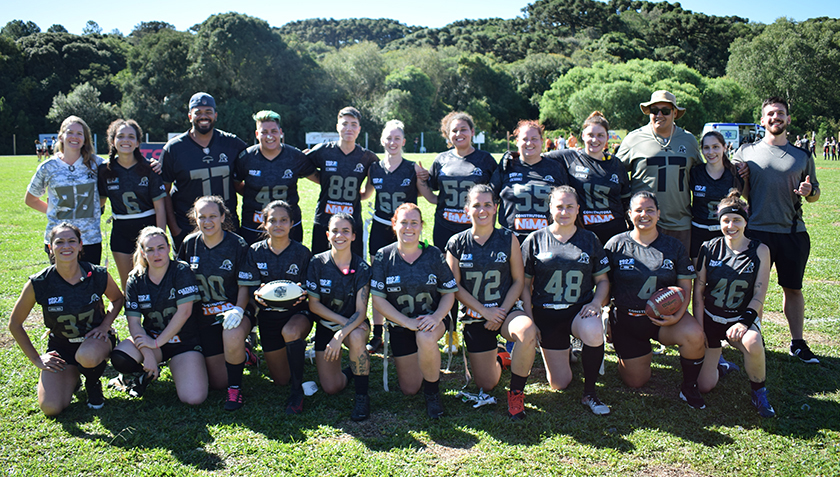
[{"xmin": 3, "ymin": 0, "xmax": 837, "ymax": 35}]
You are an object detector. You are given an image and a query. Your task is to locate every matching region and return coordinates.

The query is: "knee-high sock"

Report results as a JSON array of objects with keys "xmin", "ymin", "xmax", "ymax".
[
  {"xmin": 582, "ymin": 344, "xmax": 604, "ymax": 395},
  {"xmin": 286, "ymin": 339, "xmax": 305, "ymax": 395}
]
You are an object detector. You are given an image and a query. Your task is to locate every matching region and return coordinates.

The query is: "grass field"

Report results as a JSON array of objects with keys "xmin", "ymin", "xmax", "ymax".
[{"xmin": 0, "ymin": 154, "xmax": 838, "ymax": 476}]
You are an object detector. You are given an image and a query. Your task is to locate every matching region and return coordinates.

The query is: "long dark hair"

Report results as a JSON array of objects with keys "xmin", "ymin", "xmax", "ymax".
[{"xmin": 104, "ymin": 119, "xmax": 150, "ymax": 179}]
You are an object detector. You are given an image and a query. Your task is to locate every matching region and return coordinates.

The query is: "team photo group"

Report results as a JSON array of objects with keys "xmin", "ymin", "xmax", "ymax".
[{"xmin": 10, "ymin": 87, "xmax": 820, "ymax": 424}]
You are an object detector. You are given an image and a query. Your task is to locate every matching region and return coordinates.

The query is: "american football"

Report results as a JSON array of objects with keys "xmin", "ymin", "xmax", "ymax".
[
  {"xmin": 256, "ymin": 280, "xmax": 305, "ymax": 311},
  {"xmin": 645, "ymin": 286, "xmax": 686, "ymax": 318}
]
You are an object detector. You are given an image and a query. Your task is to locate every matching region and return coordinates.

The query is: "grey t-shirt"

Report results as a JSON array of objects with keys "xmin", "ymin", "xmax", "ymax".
[{"xmin": 732, "ymin": 141, "xmax": 818, "ymax": 234}]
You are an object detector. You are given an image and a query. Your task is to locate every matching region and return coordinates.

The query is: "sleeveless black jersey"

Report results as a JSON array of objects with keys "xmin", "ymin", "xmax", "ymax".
[
  {"xmin": 604, "ymin": 232, "xmax": 696, "ymax": 316},
  {"xmin": 177, "ymin": 231, "xmax": 258, "ymax": 325},
  {"xmin": 551, "ymin": 150, "xmax": 630, "ymax": 230},
  {"xmin": 98, "ymin": 161, "xmax": 166, "ymax": 219},
  {"xmin": 689, "ymin": 165, "xmax": 742, "ymax": 227},
  {"xmin": 306, "ymin": 142, "xmax": 378, "ymax": 227},
  {"xmin": 428, "ymin": 149, "xmax": 498, "ymax": 236},
  {"xmin": 124, "ymin": 260, "xmax": 201, "ymax": 341},
  {"xmin": 306, "ymin": 252, "xmax": 370, "ymax": 329},
  {"xmin": 446, "ymin": 227, "xmax": 515, "ymax": 321},
  {"xmin": 521, "ymin": 227, "xmax": 609, "ymax": 309},
  {"xmin": 233, "ymin": 144, "xmax": 315, "ymax": 233},
  {"xmin": 370, "ymin": 159, "xmax": 418, "ymax": 223},
  {"xmin": 246, "ymin": 239, "xmax": 312, "ymax": 317},
  {"xmin": 160, "ymin": 129, "xmax": 247, "ymax": 231},
  {"xmin": 30, "ymin": 262, "xmax": 107, "ymax": 340},
  {"xmin": 697, "ymin": 236, "xmax": 761, "ymax": 323},
  {"xmin": 370, "ymin": 243, "xmax": 458, "ymax": 323},
  {"xmin": 491, "ymin": 152, "xmax": 568, "ymax": 236}
]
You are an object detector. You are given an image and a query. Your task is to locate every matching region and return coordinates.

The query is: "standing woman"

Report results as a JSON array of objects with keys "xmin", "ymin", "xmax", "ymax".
[
  {"xmin": 99, "ymin": 119, "xmax": 167, "ymax": 289},
  {"xmin": 371, "ymin": 204, "xmax": 458, "ymax": 419},
  {"xmin": 694, "ymin": 192, "xmax": 775, "ymax": 417},
  {"xmin": 521, "ymin": 186, "xmax": 612, "ymax": 415},
  {"xmin": 8, "ymin": 223, "xmax": 123, "ymax": 415},
  {"xmin": 305, "ymin": 214, "xmax": 372, "ymax": 420},
  {"xmin": 177, "ymin": 196, "xmax": 259, "ymax": 411},
  {"xmin": 491, "ymin": 120, "xmax": 568, "ymax": 242},
  {"xmin": 445, "ymin": 185, "xmax": 537, "ymax": 420},
  {"xmin": 110, "ymin": 227, "xmax": 207, "ymax": 404},
  {"xmin": 247, "ymin": 200, "xmax": 313, "ymax": 414},
  {"xmin": 552, "ymin": 112, "xmax": 631, "ymax": 245},
  {"xmin": 604, "ymin": 191, "xmax": 706, "ymax": 409},
  {"xmin": 26, "ymin": 116, "xmax": 105, "ymax": 265}
]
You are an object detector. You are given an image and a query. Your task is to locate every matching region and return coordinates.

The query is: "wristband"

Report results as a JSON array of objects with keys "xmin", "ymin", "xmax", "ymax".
[
  {"xmin": 808, "ymin": 186, "xmax": 817, "ymax": 197},
  {"xmin": 738, "ymin": 308, "xmax": 758, "ymax": 329}
]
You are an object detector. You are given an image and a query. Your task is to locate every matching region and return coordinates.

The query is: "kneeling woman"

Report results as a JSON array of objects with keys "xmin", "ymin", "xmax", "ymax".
[
  {"xmin": 445, "ymin": 185, "xmax": 537, "ymax": 420},
  {"xmin": 521, "ymin": 186, "xmax": 612, "ymax": 415},
  {"xmin": 111, "ymin": 227, "xmax": 207, "ymax": 404},
  {"xmin": 248, "ymin": 201, "xmax": 313, "ymax": 414},
  {"xmin": 694, "ymin": 192, "xmax": 774, "ymax": 417},
  {"xmin": 371, "ymin": 203, "xmax": 457, "ymax": 419},
  {"xmin": 305, "ymin": 213, "xmax": 371, "ymax": 421},
  {"xmin": 604, "ymin": 191, "xmax": 706, "ymax": 409},
  {"xmin": 9, "ymin": 223, "xmax": 123, "ymax": 415}
]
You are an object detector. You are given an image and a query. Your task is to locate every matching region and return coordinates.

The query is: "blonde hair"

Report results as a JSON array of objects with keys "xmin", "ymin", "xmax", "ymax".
[
  {"xmin": 130, "ymin": 226, "xmax": 170, "ymax": 276},
  {"xmin": 54, "ymin": 116, "xmax": 96, "ymax": 172}
]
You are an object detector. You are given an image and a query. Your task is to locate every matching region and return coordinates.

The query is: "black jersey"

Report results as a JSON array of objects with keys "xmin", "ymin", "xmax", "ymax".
[
  {"xmin": 697, "ymin": 236, "xmax": 761, "ymax": 323},
  {"xmin": 552, "ymin": 150, "xmax": 630, "ymax": 230},
  {"xmin": 370, "ymin": 158, "xmax": 418, "ymax": 223},
  {"xmin": 124, "ymin": 260, "xmax": 201, "ymax": 341},
  {"xmin": 689, "ymin": 165, "xmax": 742, "ymax": 228},
  {"xmin": 30, "ymin": 262, "xmax": 107, "ymax": 340},
  {"xmin": 233, "ymin": 144, "xmax": 315, "ymax": 233},
  {"xmin": 160, "ymin": 129, "xmax": 247, "ymax": 231},
  {"xmin": 491, "ymin": 153, "xmax": 568, "ymax": 236},
  {"xmin": 306, "ymin": 252, "xmax": 370, "ymax": 329},
  {"xmin": 446, "ymin": 227, "xmax": 515, "ymax": 321},
  {"xmin": 98, "ymin": 161, "xmax": 166, "ymax": 219},
  {"xmin": 428, "ymin": 149, "xmax": 498, "ymax": 236},
  {"xmin": 247, "ymin": 239, "xmax": 312, "ymax": 316},
  {"xmin": 177, "ymin": 231, "xmax": 258, "ymax": 325},
  {"xmin": 604, "ymin": 232, "xmax": 696, "ymax": 316},
  {"xmin": 306, "ymin": 141, "xmax": 378, "ymax": 227},
  {"xmin": 370, "ymin": 243, "xmax": 458, "ymax": 323},
  {"xmin": 521, "ymin": 227, "xmax": 609, "ymax": 309}
]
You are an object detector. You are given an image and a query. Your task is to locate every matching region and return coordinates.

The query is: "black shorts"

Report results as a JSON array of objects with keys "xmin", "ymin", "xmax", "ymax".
[
  {"xmin": 258, "ymin": 308, "xmax": 307, "ymax": 352},
  {"xmin": 532, "ymin": 303, "xmax": 583, "ymax": 351},
  {"xmin": 747, "ymin": 230, "xmax": 810, "ymax": 290},
  {"xmin": 610, "ymin": 310, "xmax": 661, "ymax": 360},
  {"xmin": 463, "ymin": 321, "xmax": 499, "ymax": 353},
  {"xmin": 703, "ymin": 312, "xmax": 761, "ymax": 349},
  {"xmin": 388, "ymin": 317, "xmax": 452, "ymax": 358},
  {"xmin": 46, "ymin": 332, "xmax": 116, "ymax": 367},
  {"xmin": 313, "ymin": 318, "xmax": 369, "ymax": 352},
  {"xmin": 311, "ymin": 222, "xmax": 363, "ymax": 258},
  {"xmin": 148, "ymin": 329, "xmax": 203, "ymax": 361},
  {"xmin": 111, "ymin": 215, "xmax": 157, "ymax": 254},
  {"xmin": 198, "ymin": 323, "xmax": 224, "ymax": 357},
  {"xmin": 690, "ymin": 225, "xmax": 721, "ymax": 259},
  {"xmin": 369, "ymin": 219, "xmax": 397, "ymax": 258},
  {"xmin": 240, "ymin": 223, "xmax": 303, "ymax": 246}
]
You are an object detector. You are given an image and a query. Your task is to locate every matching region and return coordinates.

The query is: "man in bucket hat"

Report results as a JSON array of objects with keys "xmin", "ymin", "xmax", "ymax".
[{"xmin": 616, "ymin": 90, "xmax": 701, "ymax": 252}]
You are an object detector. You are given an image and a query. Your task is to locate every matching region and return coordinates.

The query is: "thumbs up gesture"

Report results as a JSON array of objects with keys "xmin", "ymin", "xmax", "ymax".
[
  {"xmin": 794, "ymin": 175, "xmax": 813, "ymax": 197},
  {"xmin": 415, "ymin": 161, "xmax": 430, "ymax": 182}
]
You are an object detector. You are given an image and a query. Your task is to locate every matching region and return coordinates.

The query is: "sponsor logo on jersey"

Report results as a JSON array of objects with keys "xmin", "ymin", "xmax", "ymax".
[
  {"xmin": 220, "ymin": 259, "xmax": 233, "ymax": 271},
  {"xmin": 687, "ymin": 264, "xmax": 695, "ymax": 273},
  {"xmin": 48, "ymin": 306, "xmax": 63, "ymax": 312},
  {"xmin": 372, "ymin": 178, "xmax": 383, "ymax": 184},
  {"xmin": 108, "ymin": 185, "xmax": 120, "ymax": 190},
  {"xmin": 619, "ymin": 258, "xmax": 635, "ymax": 270},
  {"xmin": 386, "ymin": 276, "xmax": 400, "ymax": 284},
  {"xmin": 202, "ymin": 155, "xmax": 213, "ymax": 164},
  {"xmin": 89, "ymin": 294, "xmax": 100, "ymax": 304},
  {"xmin": 48, "ymin": 296, "xmax": 64, "ymax": 305},
  {"xmin": 536, "ymin": 252, "xmax": 553, "ymax": 261},
  {"xmin": 494, "ymin": 252, "xmax": 508, "ymax": 263},
  {"xmin": 307, "ymin": 281, "xmax": 317, "ymax": 290},
  {"xmin": 461, "ymin": 253, "xmax": 473, "ymax": 261},
  {"xmin": 662, "ymin": 259, "xmax": 674, "ymax": 270},
  {"xmin": 249, "ymin": 170, "xmax": 262, "ymax": 177},
  {"xmin": 583, "ymin": 212, "xmax": 615, "ymax": 225},
  {"xmin": 354, "ymin": 163, "xmax": 365, "ymax": 173},
  {"xmin": 190, "ymin": 256, "xmax": 199, "ymax": 264},
  {"xmin": 387, "ymin": 287, "xmax": 401, "ymax": 292},
  {"xmin": 238, "ymin": 271, "xmax": 251, "ymax": 280},
  {"xmin": 286, "ymin": 264, "xmax": 300, "ymax": 275},
  {"xmin": 744, "ymin": 262, "xmax": 755, "ymax": 274},
  {"xmin": 610, "ymin": 174, "xmax": 620, "ymax": 184},
  {"xmin": 320, "ymin": 279, "xmax": 332, "ymax": 287},
  {"xmin": 600, "ymin": 256, "xmax": 609, "ymax": 265},
  {"xmin": 219, "ymin": 153, "xmax": 229, "ymax": 163},
  {"xmin": 139, "ymin": 294, "xmax": 151, "ymax": 302},
  {"xmin": 325, "ymin": 202, "xmax": 354, "ymax": 215},
  {"xmin": 443, "ymin": 278, "xmax": 457, "ymax": 288},
  {"xmin": 283, "ymin": 169, "xmax": 294, "ymax": 179},
  {"xmin": 709, "ymin": 260, "xmax": 723, "ymax": 267},
  {"xmin": 679, "ymin": 145, "xmax": 686, "ymax": 153},
  {"xmin": 400, "ymin": 178, "xmax": 411, "ymax": 187},
  {"xmin": 426, "ymin": 274, "xmax": 438, "ymax": 285},
  {"xmin": 508, "ymin": 172, "xmax": 523, "ymax": 182},
  {"xmin": 577, "ymin": 252, "xmax": 590, "ymax": 264},
  {"xmin": 257, "ymin": 262, "xmax": 268, "ymax": 270},
  {"xmin": 514, "ymin": 216, "xmax": 548, "ymax": 230},
  {"xmin": 694, "ymin": 185, "xmax": 706, "ymax": 192},
  {"xmin": 139, "ymin": 176, "xmax": 149, "ymax": 187},
  {"xmin": 326, "ymin": 161, "xmax": 338, "ymax": 167},
  {"xmin": 371, "ymin": 280, "xmax": 384, "ymax": 290},
  {"xmin": 575, "ymin": 165, "xmax": 590, "ymax": 174},
  {"xmin": 128, "ymin": 302, "xmax": 138, "ymax": 309},
  {"xmin": 443, "ymin": 210, "xmax": 470, "ymax": 224},
  {"xmin": 544, "ymin": 175, "xmax": 556, "ymax": 183},
  {"xmin": 471, "ymin": 168, "xmax": 483, "ymax": 176},
  {"xmin": 178, "ymin": 285, "xmax": 199, "ymax": 295}
]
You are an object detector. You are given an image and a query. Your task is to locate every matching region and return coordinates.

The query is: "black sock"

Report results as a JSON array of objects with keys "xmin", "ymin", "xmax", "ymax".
[
  {"xmin": 342, "ymin": 366, "xmax": 354, "ymax": 383},
  {"xmin": 750, "ymin": 380, "xmax": 766, "ymax": 392},
  {"xmin": 509, "ymin": 372, "xmax": 527, "ymax": 393},
  {"xmin": 354, "ymin": 374, "xmax": 369, "ymax": 395},
  {"xmin": 373, "ymin": 324, "xmax": 383, "ymax": 339},
  {"xmin": 423, "ymin": 379, "xmax": 439, "ymax": 395},
  {"xmin": 286, "ymin": 339, "xmax": 305, "ymax": 395},
  {"xmin": 680, "ymin": 356, "xmax": 704, "ymax": 386},
  {"xmin": 79, "ymin": 361, "xmax": 107, "ymax": 384},
  {"xmin": 226, "ymin": 360, "xmax": 245, "ymax": 388},
  {"xmin": 792, "ymin": 339, "xmax": 806, "ymax": 346},
  {"xmin": 582, "ymin": 344, "xmax": 604, "ymax": 395}
]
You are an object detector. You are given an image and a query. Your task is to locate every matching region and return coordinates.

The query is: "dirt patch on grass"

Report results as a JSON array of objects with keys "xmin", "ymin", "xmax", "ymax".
[
  {"xmin": 762, "ymin": 312, "xmax": 838, "ymax": 346},
  {"xmin": 0, "ymin": 309, "xmax": 43, "ymax": 348},
  {"xmin": 633, "ymin": 464, "xmax": 711, "ymax": 477}
]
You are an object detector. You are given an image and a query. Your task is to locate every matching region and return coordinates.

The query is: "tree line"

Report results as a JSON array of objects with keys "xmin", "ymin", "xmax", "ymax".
[{"xmin": 1, "ymin": 0, "xmax": 839, "ymax": 155}]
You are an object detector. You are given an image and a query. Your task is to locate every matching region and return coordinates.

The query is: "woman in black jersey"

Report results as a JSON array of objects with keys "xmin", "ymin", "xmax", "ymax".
[
  {"xmin": 99, "ymin": 119, "xmax": 167, "ymax": 289},
  {"xmin": 604, "ymin": 191, "xmax": 707, "ymax": 409},
  {"xmin": 445, "ymin": 185, "xmax": 536, "ymax": 420},
  {"xmin": 371, "ymin": 203, "xmax": 458, "ymax": 419},
  {"xmin": 306, "ymin": 214, "xmax": 371, "ymax": 420},
  {"xmin": 177, "ymin": 196, "xmax": 258, "ymax": 411},
  {"xmin": 521, "ymin": 186, "xmax": 612, "ymax": 415},
  {"xmin": 9, "ymin": 223, "xmax": 124, "ymax": 415},
  {"xmin": 109, "ymin": 227, "xmax": 207, "ymax": 404},
  {"xmin": 694, "ymin": 192, "xmax": 775, "ymax": 417},
  {"xmin": 248, "ymin": 200, "xmax": 313, "ymax": 414}
]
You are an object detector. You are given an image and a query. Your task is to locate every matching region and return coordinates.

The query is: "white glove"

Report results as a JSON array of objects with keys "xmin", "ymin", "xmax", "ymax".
[{"xmin": 222, "ymin": 306, "xmax": 245, "ymax": 330}]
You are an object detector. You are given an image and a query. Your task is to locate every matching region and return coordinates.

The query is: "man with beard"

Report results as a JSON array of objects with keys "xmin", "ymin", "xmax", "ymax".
[
  {"xmin": 160, "ymin": 93, "xmax": 247, "ymax": 249},
  {"xmin": 733, "ymin": 96, "xmax": 821, "ymax": 364}
]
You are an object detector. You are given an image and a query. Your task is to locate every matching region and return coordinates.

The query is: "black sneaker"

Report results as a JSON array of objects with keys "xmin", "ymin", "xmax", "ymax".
[
  {"xmin": 351, "ymin": 394, "xmax": 370, "ymax": 421},
  {"xmin": 286, "ymin": 392, "xmax": 304, "ymax": 415},
  {"xmin": 224, "ymin": 386, "xmax": 244, "ymax": 411},
  {"xmin": 366, "ymin": 336, "xmax": 383, "ymax": 354},
  {"xmin": 86, "ymin": 380, "xmax": 105, "ymax": 410},
  {"xmin": 128, "ymin": 372, "xmax": 154, "ymax": 398},
  {"xmin": 679, "ymin": 383, "xmax": 706, "ymax": 410},
  {"xmin": 790, "ymin": 341, "xmax": 820, "ymax": 364},
  {"xmin": 424, "ymin": 392, "xmax": 444, "ymax": 419}
]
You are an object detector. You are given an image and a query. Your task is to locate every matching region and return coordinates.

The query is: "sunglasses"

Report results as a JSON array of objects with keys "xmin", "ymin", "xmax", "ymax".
[{"xmin": 649, "ymin": 107, "xmax": 672, "ymax": 116}]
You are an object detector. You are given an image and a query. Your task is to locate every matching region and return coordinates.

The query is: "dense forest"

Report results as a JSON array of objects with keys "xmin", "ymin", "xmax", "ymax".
[{"xmin": 1, "ymin": 0, "xmax": 839, "ymax": 155}]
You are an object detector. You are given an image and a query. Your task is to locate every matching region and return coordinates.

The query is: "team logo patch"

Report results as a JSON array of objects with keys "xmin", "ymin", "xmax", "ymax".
[
  {"xmin": 577, "ymin": 252, "xmax": 590, "ymax": 264},
  {"xmin": 494, "ymin": 252, "xmax": 508, "ymax": 263},
  {"xmin": 220, "ymin": 259, "xmax": 233, "ymax": 271},
  {"xmin": 219, "ymin": 153, "xmax": 229, "ymax": 163},
  {"xmin": 139, "ymin": 177, "xmax": 149, "ymax": 187},
  {"xmin": 286, "ymin": 264, "xmax": 299, "ymax": 275},
  {"xmin": 679, "ymin": 145, "xmax": 686, "ymax": 153},
  {"xmin": 426, "ymin": 274, "xmax": 438, "ymax": 285},
  {"xmin": 106, "ymin": 177, "xmax": 119, "ymax": 184},
  {"xmin": 744, "ymin": 262, "xmax": 755, "ymax": 273},
  {"xmin": 89, "ymin": 294, "xmax": 100, "ymax": 304},
  {"xmin": 662, "ymin": 259, "xmax": 674, "ymax": 270},
  {"xmin": 169, "ymin": 288, "xmax": 176, "ymax": 300},
  {"xmin": 354, "ymin": 163, "xmax": 365, "ymax": 173},
  {"xmin": 400, "ymin": 178, "xmax": 411, "ymax": 187},
  {"xmin": 610, "ymin": 174, "xmax": 620, "ymax": 184},
  {"xmin": 283, "ymin": 169, "xmax": 293, "ymax": 179},
  {"xmin": 544, "ymin": 175, "xmax": 555, "ymax": 183},
  {"xmin": 471, "ymin": 168, "xmax": 483, "ymax": 176}
]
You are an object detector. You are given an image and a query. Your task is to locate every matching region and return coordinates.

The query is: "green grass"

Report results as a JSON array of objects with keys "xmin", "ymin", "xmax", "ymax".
[{"xmin": 1, "ymin": 154, "xmax": 838, "ymax": 476}]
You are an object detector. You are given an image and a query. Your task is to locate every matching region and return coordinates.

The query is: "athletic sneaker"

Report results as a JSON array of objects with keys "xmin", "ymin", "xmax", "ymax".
[
  {"xmin": 679, "ymin": 383, "xmax": 706, "ymax": 410},
  {"xmin": 286, "ymin": 392, "xmax": 304, "ymax": 415},
  {"xmin": 351, "ymin": 394, "xmax": 370, "ymax": 421},
  {"xmin": 107, "ymin": 374, "xmax": 131, "ymax": 393},
  {"xmin": 790, "ymin": 340, "xmax": 820, "ymax": 364},
  {"xmin": 86, "ymin": 380, "xmax": 105, "ymax": 410},
  {"xmin": 366, "ymin": 336, "xmax": 383, "ymax": 354},
  {"xmin": 718, "ymin": 355, "xmax": 740, "ymax": 377},
  {"xmin": 128, "ymin": 372, "xmax": 154, "ymax": 398},
  {"xmin": 581, "ymin": 393, "xmax": 611, "ymax": 415},
  {"xmin": 244, "ymin": 339, "xmax": 261, "ymax": 367},
  {"xmin": 570, "ymin": 337, "xmax": 583, "ymax": 364},
  {"xmin": 424, "ymin": 392, "xmax": 445, "ymax": 419},
  {"xmin": 507, "ymin": 390, "xmax": 526, "ymax": 421},
  {"xmin": 751, "ymin": 387, "xmax": 776, "ymax": 418},
  {"xmin": 497, "ymin": 348, "xmax": 511, "ymax": 370},
  {"xmin": 224, "ymin": 386, "xmax": 244, "ymax": 411}
]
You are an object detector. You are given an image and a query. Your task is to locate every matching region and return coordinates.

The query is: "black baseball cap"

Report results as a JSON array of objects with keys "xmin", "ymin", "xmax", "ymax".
[{"xmin": 189, "ymin": 92, "xmax": 216, "ymax": 110}]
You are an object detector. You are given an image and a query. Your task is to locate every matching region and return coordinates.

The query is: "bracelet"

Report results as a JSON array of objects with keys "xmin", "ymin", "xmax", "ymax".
[{"xmin": 738, "ymin": 308, "xmax": 758, "ymax": 329}]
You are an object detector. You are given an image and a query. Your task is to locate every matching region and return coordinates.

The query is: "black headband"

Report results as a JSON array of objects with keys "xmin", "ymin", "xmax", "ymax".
[{"xmin": 718, "ymin": 206, "xmax": 749, "ymax": 222}]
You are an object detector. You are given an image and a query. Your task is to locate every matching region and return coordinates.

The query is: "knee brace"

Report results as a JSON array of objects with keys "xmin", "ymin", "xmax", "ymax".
[{"xmin": 110, "ymin": 350, "xmax": 143, "ymax": 375}]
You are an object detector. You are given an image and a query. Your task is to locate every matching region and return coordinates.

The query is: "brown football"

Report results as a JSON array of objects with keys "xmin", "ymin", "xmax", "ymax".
[{"xmin": 645, "ymin": 286, "xmax": 686, "ymax": 318}]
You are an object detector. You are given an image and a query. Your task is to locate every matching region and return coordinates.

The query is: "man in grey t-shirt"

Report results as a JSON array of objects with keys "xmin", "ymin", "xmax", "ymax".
[{"xmin": 733, "ymin": 96, "xmax": 821, "ymax": 364}]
